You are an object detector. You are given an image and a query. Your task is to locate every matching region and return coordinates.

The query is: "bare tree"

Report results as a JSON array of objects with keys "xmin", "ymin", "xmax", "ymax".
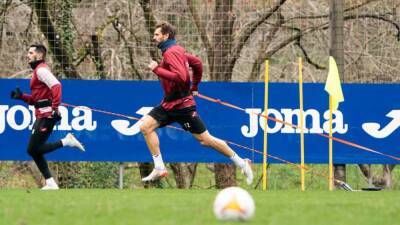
[
  {"xmin": 2, "ymin": 0, "xmax": 399, "ymax": 189},
  {"xmin": 136, "ymin": 0, "xmax": 203, "ymax": 189},
  {"xmin": 112, "ymin": 18, "xmax": 142, "ymax": 80},
  {"xmin": 0, "ymin": 0, "xmax": 12, "ymax": 51},
  {"xmin": 359, "ymin": 164, "xmax": 395, "ymax": 189},
  {"xmin": 187, "ymin": 0, "xmax": 287, "ymax": 188},
  {"xmin": 32, "ymin": 0, "xmax": 80, "ymax": 78}
]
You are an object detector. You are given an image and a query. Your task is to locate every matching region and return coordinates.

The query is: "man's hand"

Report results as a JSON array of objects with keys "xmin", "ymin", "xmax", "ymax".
[
  {"xmin": 51, "ymin": 108, "xmax": 62, "ymax": 121},
  {"xmin": 10, "ymin": 87, "xmax": 22, "ymax": 99},
  {"xmin": 148, "ymin": 60, "xmax": 159, "ymax": 71},
  {"xmin": 190, "ymin": 85, "xmax": 199, "ymax": 96}
]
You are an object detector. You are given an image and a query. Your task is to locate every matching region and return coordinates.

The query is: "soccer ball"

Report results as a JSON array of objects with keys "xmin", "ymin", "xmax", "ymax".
[{"xmin": 213, "ymin": 186, "xmax": 255, "ymax": 221}]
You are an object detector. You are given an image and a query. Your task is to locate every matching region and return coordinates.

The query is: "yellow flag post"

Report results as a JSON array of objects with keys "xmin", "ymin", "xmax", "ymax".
[
  {"xmin": 324, "ymin": 56, "xmax": 344, "ymax": 191},
  {"xmin": 328, "ymin": 96, "xmax": 334, "ymax": 190},
  {"xmin": 298, "ymin": 57, "xmax": 305, "ymax": 191},
  {"xmin": 262, "ymin": 59, "xmax": 269, "ymax": 191}
]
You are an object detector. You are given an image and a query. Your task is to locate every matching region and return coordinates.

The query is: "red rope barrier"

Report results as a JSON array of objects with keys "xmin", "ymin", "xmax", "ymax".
[
  {"xmin": 60, "ymin": 102, "xmax": 350, "ymax": 185},
  {"xmin": 196, "ymin": 93, "xmax": 400, "ymax": 161}
]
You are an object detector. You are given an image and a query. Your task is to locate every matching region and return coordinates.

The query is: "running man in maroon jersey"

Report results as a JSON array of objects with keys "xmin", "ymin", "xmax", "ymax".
[
  {"xmin": 140, "ymin": 22, "xmax": 253, "ymax": 185},
  {"xmin": 10, "ymin": 44, "xmax": 85, "ymax": 190}
]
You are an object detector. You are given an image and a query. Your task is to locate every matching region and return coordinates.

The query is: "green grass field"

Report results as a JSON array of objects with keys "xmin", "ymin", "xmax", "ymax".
[{"xmin": 1, "ymin": 189, "xmax": 399, "ymax": 225}]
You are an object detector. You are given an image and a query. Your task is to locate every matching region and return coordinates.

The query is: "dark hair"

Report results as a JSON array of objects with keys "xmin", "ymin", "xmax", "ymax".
[
  {"xmin": 155, "ymin": 21, "xmax": 176, "ymax": 39},
  {"xmin": 30, "ymin": 44, "xmax": 47, "ymax": 58}
]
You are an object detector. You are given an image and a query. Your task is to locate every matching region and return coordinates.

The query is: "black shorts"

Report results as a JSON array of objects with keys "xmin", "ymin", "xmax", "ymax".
[{"xmin": 148, "ymin": 105, "xmax": 206, "ymax": 134}]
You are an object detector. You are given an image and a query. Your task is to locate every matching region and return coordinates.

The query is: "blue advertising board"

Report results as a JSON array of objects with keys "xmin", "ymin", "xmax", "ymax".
[{"xmin": 1, "ymin": 79, "xmax": 399, "ymax": 164}]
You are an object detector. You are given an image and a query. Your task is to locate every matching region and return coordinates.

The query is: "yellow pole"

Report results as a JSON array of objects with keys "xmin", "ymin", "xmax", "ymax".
[
  {"xmin": 328, "ymin": 95, "xmax": 334, "ymax": 191},
  {"xmin": 298, "ymin": 57, "xmax": 305, "ymax": 191},
  {"xmin": 262, "ymin": 59, "xmax": 269, "ymax": 191}
]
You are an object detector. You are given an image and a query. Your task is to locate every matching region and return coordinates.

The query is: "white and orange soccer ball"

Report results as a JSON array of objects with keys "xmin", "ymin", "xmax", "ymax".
[{"xmin": 213, "ymin": 186, "xmax": 255, "ymax": 221}]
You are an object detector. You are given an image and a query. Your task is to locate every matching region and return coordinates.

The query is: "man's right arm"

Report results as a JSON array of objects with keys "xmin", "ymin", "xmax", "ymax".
[
  {"xmin": 10, "ymin": 87, "xmax": 34, "ymax": 105},
  {"xmin": 153, "ymin": 51, "xmax": 188, "ymax": 83},
  {"xmin": 20, "ymin": 93, "xmax": 34, "ymax": 105}
]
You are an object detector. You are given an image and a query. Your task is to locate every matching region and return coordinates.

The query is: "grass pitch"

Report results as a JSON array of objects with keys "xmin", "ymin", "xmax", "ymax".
[{"xmin": 0, "ymin": 189, "xmax": 399, "ymax": 225}]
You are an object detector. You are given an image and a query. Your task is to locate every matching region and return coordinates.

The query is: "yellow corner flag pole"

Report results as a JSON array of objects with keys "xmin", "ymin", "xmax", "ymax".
[
  {"xmin": 328, "ymin": 95, "xmax": 334, "ymax": 191},
  {"xmin": 262, "ymin": 59, "xmax": 269, "ymax": 191},
  {"xmin": 325, "ymin": 56, "xmax": 344, "ymax": 191},
  {"xmin": 298, "ymin": 57, "xmax": 305, "ymax": 191}
]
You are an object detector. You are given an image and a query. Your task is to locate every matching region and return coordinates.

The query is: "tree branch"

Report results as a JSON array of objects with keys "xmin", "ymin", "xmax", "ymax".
[
  {"xmin": 0, "ymin": 0, "xmax": 12, "ymax": 51},
  {"xmin": 32, "ymin": 0, "xmax": 80, "ymax": 78},
  {"xmin": 264, "ymin": 24, "xmax": 326, "ymax": 59},
  {"xmin": 112, "ymin": 18, "xmax": 143, "ymax": 80},
  {"xmin": 73, "ymin": 44, "xmax": 90, "ymax": 68},
  {"xmin": 187, "ymin": 0, "xmax": 213, "ymax": 67},
  {"xmin": 258, "ymin": 10, "xmax": 399, "ymax": 73},
  {"xmin": 90, "ymin": 35, "xmax": 106, "ymax": 79},
  {"xmin": 230, "ymin": 0, "xmax": 286, "ymax": 61},
  {"xmin": 138, "ymin": 0, "xmax": 160, "ymax": 61},
  {"xmin": 345, "ymin": 14, "xmax": 400, "ymax": 41},
  {"xmin": 210, "ymin": 0, "xmax": 235, "ymax": 81},
  {"xmin": 295, "ymin": 37, "xmax": 326, "ymax": 70},
  {"xmin": 249, "ymin": 12, "xmax": 284, "ymax": 81},
  {"xmin": 287, "ymin": 0, "xmax": 388, "ymax": 21},
  {"xmin": 22, "ymin": 3, "xmax": 34, "ymax": 41},
  {"xmin": 345, "ymin": 0, "xmax": 381, "ymax": 12}
]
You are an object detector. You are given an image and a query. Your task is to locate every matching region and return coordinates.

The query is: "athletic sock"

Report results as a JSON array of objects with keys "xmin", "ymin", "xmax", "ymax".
[
  {"xmin": 153, "ymin": 154, "xmax": 166, "ymax": 170},
  {"xmin": 230, "ymin": 152, "xmax": 246, "ymax": 168},
  {"xmin": 61, "ymin": 137, "xmax": 69, "ymax": 147}
]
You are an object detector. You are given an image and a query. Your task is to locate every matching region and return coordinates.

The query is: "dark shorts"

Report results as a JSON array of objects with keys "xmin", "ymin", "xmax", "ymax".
[{"xmin": 148, "ymin": 105, "xmax": 207, "ymax": 134}]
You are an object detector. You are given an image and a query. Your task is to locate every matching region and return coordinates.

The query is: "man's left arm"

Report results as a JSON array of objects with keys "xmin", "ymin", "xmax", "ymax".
[
  {"xmin": 185, "ymin": 53, "xmax": 203, "ymax": 93},
  {"xmin": 36, "ymin": 67, "xmax": 62, "ymax": 111}
]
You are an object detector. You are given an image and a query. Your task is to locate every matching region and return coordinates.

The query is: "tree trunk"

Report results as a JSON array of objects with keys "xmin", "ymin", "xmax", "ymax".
[
  {"xmin": 358, "ymin": 164, "xmax": 373, "ymax": 186},
  {"xmin": 0, "ymin": 0, "xmax": 12, "ymax": 52},
  {"xmin": 210, "ymin": 0, "xmax": 234, "ymax": 81},
  {"xmin": 209, "ymin": 0, "xmax": 237, "ymax": 188},
  {"xmin": 382, "ymin": 164, "xmax": 395, "ymax": 189},
  {"xmin": 334, "ymin": 164, "xmax": 346, "ymax": 189},
  {"xmin": 330, "ymin": 0, "xmax": 345, "ymax": 78},
  {"xmin": 170, "ymin": 163, "xmax": 188, "ymax": 188},
  {"xmin": 214, "ymin": 163, "xmax": 236, "ymax": 189},
  {"xmin": 32, "ymin": 0, "xmax": 79, "ymax": 78},
  {"xmin": 138, "ymin": 0, "xmax": 160, "ymax": 61},
  {"xmin": 359, "ymin": 164, "xmax": 395, "ymax": 189},
  {"xmin": 90, "ymin": 35, "xmax": 106, "ymax": 79},
  {"xmin": 169, "ymin": 163, "xmax": 198, "ymax": 189},
  {"xmin": 330, "ymin": 0, "xmax": 345, "ymax": 187}
]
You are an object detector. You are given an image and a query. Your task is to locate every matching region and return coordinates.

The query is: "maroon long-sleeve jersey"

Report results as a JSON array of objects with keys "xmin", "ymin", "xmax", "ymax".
[
  {"xmin": 152, "ymin": 45, "xmax": 203, "ymax": 111},
  {"xmin": 20, "ymin": 62, "xmax": 62, "ymax": 118}
]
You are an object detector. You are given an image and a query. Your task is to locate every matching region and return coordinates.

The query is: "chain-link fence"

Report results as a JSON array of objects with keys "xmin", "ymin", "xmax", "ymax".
[{"xmin": 1, "ymin": 0, "xmax": 400, "ymax": 189}]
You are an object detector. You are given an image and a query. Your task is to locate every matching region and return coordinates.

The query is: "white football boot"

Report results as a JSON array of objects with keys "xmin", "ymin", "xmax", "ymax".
[
  {"xmin": 63, "ymin": 133, "xmax": 85, "ymax": 152},
  {"xmin": 241, "ymin": 159, "xmax": 253, "ymax": 185},
  {"xmin": 141, "ymin": 168, "xmax": 168, "ymax": 182},
  {"xmin": 41, "ymin": 178, "xmax": 59, "ymax": 190},
  {"xmin": 41, "ymin": 184, "xmax": 59, "ymax": 190}
]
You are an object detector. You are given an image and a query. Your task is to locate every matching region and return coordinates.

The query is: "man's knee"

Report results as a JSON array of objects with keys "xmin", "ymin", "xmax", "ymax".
[
  {"xmin": 139, "ymin": 123, "xmax": 148, "ymax": 135},
  {"xmin": 27, "ymin": 146, "xmax": 38, "ymax": 157},
  {"xmin": 140, "ymin": 116, "xmax": 160, "ymax": 135},
  {"xmin": 200, "ymin": 140, "xmax": 211, "ymax": 147},
  {"xmin": 140, "ymin": 121, "xmax": 154, "ymax": 136},
  {"xmin": 196, "ymin": 135, "xmax": 212, "ymax": 147}
]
